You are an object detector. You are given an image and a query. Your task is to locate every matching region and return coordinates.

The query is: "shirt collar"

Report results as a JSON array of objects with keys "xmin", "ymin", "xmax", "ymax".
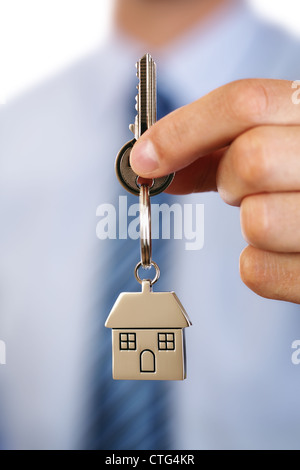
[
  {"xmin": 99, "ymin": 1, "xmax": 260, "ymax": 110},
  {"xmin": 155, "ymin": 1, "xmax": 260, "ymax": 106}
]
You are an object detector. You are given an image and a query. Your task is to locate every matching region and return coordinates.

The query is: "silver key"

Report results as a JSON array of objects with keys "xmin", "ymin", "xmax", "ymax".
[
  {"xmin": 130, "ymin": 52, "xmax": 157, "ymax": 140},
  {"xmin": 115, "ymin": 54, "xmax": 174, "ymax": 197}
]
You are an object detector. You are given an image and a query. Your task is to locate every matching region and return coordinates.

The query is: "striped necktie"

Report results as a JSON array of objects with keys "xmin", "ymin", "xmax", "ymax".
[{"xmin": 84, "ymin": 89, "xmax": 177, "ymax": 450}]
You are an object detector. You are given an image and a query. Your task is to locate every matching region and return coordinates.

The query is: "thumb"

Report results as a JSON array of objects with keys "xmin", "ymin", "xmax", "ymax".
[{"xmin": 130, "ymin": 79, "xmax": 294, "ymax": 178}]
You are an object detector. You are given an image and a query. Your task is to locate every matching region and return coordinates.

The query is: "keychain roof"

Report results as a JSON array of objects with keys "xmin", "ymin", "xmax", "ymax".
[{"xmin": 105, "ymin": 280, "xmax": 192, "ymax": 329}]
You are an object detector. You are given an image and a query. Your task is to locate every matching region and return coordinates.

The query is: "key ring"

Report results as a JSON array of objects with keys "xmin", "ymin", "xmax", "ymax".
[
  {"xmin": 139, "ymin": 183, "xmax": 152, "ymax": 268},
  {"xmin": 136, "ymin": 181, "xmax": 160, "ymax": 285},
  {"xmin": 134, "ymin": 261, "xmax": 160, "ymax": 286}
]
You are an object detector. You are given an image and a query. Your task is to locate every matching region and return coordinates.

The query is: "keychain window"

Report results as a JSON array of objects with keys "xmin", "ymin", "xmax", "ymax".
[
  {"xmin": 158, "ymin": 333, "xmax": 175, "ymax": 350},
  {"xmin": 119, "ymin": 333, "xmax": 136, "ymax": 351}
]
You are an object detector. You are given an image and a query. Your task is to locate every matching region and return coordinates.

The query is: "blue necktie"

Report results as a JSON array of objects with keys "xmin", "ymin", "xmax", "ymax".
[{"xmin": 84, "ymin": 89, "xmax": 177, "ymax": 450}]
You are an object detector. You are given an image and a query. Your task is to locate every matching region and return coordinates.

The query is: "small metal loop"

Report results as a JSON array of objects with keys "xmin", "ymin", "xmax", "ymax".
[
  {"xmin": 136, "ymin": 175, "xmax": 154, "ymax": 190},
  {"xmin": 134, "ymin": 261, "xmax": 160, "ymax": 286},
  {"xmin": 140, "ymin": 184, "xmax": 152, "ymax": 268}
]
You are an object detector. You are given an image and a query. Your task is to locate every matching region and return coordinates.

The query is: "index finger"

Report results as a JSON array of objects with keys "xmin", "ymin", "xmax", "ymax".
[{"xmin": 130, "ymin": 79, "xmax": 299, "ymax": 178}]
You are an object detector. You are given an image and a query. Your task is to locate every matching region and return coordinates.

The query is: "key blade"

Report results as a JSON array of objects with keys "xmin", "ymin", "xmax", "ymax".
[
  {"xmin": 138, "ymin": 53, "xmax": 157, "ymax": 135},
  {"xmin": 130, "ymin": 54, "xmax": 157, "ymax": 140}
]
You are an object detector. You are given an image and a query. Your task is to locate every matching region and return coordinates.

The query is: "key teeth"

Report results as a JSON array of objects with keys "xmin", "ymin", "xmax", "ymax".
[{"xmin": 134, "ymin": 53, "xmax": 157, "ymax": 140}]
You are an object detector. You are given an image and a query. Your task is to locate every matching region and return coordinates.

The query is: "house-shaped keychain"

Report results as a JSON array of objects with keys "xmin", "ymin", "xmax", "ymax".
[{"xmin": 105, "ymin": 280, "xmax": 191, "ymax": 380}]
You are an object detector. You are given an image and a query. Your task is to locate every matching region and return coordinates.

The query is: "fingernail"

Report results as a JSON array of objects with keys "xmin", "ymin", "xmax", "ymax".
[{"xmin": 130, "ymin": 139, "xmax": 159, "ymax": 174}]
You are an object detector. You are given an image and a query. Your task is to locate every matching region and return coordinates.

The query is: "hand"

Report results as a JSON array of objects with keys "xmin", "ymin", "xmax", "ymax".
[{"xmin": 130, "ymin": 79, "xmax": 300, "ymax": 304}]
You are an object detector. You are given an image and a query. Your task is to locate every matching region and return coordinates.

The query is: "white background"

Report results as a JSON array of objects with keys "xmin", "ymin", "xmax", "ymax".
[{"xmin": 0, "ymin": 0, "xmax": 300, "ymax": 104}]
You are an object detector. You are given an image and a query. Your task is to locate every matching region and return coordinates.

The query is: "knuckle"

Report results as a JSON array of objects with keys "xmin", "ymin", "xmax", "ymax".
[
  {"xmin": 225, "ymin": 80, "xmax": 269, "ymax": 123},
  {"xmin": 240, "ymin": 195, "xmax": 270, "ymax": 248},
  {"xmin": 239, "ymin": 246, "xmax": 264, "ymax": 293},
  {"xmin": 230, "ymin": 128, "xmax": 269, "ymax": 189},
  {"xmin": 240, "ymin": 246, "xmax": 300, "ymax": 303},
  {"xmin": 239, "ymin": 246, "xmax": 254, "ymax": 287},
  {"xmin": 239, "ymin": 245, "xmax": 266, "ymax": 290}
]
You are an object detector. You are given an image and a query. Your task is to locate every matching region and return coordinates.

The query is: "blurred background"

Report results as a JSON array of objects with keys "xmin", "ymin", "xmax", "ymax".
[
  {"xmin": 1, "ymin": 0, "xmax": 300, "ymax": 451},
  {"xmin": 0, "ymin": 0, "xmax": 300, "ymax": 105}
]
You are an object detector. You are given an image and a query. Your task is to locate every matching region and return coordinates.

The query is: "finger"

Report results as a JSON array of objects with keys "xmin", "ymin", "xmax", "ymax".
[
  {"xmin": 240, "ymin": 192, "xmax": 300, "ymax": 253},
  {"xmin": 217, "ymin": 126, "xmax": 300, "ymax": 206},
  {"xmin": 130, "ymin": 79, "xmax": 300, "ymax": 178},
  {"xmin": 166, "ymin": 148, "xmax": 225, "ymax": 194},
  {"xmin": 240, "ymin": 246, "xmax": 300, "ymax": 304}
]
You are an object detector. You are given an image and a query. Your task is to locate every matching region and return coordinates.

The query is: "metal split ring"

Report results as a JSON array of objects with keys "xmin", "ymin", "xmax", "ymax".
[
  {"xmin": 139, "ymin": 184, "xmax": 152, "ymax": 268},
  {"xmin": 134, "ymin": 261, "xmax": 160, "ymax": 286}
]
